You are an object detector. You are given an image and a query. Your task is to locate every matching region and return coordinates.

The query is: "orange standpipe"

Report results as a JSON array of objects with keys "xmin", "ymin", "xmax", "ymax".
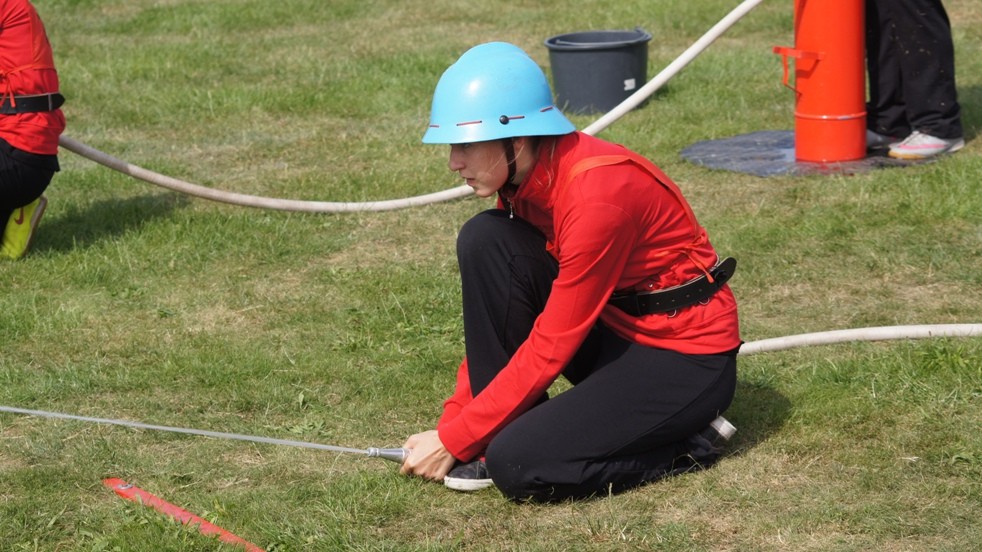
[{"xmin": 774, "ymin": 0, "xmax": 866, "ymax": 162}]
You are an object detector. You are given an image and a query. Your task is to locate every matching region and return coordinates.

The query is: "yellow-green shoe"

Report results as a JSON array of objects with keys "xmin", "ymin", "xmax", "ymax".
[{"xmin": 1, "ymin": 196, "xmax": 48, "ymax": 259}]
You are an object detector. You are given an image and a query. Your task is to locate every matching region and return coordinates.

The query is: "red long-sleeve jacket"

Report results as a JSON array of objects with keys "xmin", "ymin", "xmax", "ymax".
[
  {"xmin": 0, "ymin": 0, "xmax": 65, "ymax": 154},
  {"xmin": 437, "ymin": 132, "xmax": 741, "ymax": 461}
]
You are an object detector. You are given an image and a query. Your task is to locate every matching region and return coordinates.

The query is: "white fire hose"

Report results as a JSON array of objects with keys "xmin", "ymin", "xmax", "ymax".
[
  {"xmin": 738, "ymin": 324, "xmax": 981, "ymax": 355},
  {"xmin": 58, "ymin": 0, "xmax": 765, "ymax": 213}
]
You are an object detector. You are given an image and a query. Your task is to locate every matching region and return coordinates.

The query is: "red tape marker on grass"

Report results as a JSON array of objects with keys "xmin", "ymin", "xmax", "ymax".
[{"xmin": 103, "ymin": 478, "xmax": 264, "ymax": 552}]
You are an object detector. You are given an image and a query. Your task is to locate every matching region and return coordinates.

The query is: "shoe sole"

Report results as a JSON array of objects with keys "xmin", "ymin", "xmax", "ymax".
[{"xmin": 444, "ymin": 476, "xmax": 494, "ymax": 492}]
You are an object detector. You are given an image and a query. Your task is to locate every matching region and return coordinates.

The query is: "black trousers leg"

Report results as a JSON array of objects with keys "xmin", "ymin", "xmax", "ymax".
[
  {"xmin": 865, "ymin": 0, "xmax": 907, "ymax": 137},
  {"xmin": 486, "ymin": 326, "xmax": 737, "ymax": 502},
  {"xmin": 865, "ymin": 0, "xmax": 962, "ymax": 138},
  {"xmin": 0, "ymin": 146, "xmax": 54, "ymax": 223},
  {"xmin": 457, "ymin": 209, "xmax": 559, "ymax": 393}
]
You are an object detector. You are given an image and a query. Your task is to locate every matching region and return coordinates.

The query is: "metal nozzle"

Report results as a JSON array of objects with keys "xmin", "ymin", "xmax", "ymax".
[
  {"xmin": 366, "ymin": 447, "xmax": 409, "ymax": 464},
  {"xmin": 710, "ymin": 416, "xmax": 737, "ymax": 441}
]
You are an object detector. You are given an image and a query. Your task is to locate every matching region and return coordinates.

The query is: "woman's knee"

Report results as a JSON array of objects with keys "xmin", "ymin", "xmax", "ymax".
[
  {"xmin": 457, "ymin": 210, "xmax": 548, "ymax": 264},
  {"xmin": 486, "ymin": 428, "xmax": 570, "ymax": 501},
  {"xmin": 485, "ymin": 434, "xmax": 539, "ymax": 500},
  {"xmin": 457, "ymin": 210, "xmax": 509, "ymax": 254}
]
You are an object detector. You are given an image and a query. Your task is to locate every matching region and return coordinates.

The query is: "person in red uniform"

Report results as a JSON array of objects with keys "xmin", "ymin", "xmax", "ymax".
[
  {"xmin": 400, "ymin": 42, "xmax": 741, "ymax": 502},
  {"xmin": 0, "ymin": 0, "xmax": 65, "ymax": 259}
]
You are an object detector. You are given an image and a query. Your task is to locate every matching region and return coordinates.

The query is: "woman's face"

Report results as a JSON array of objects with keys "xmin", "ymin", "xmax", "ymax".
[{"xmin": 448, "ymin": 141, "xmax": 510, "ymax": 198}]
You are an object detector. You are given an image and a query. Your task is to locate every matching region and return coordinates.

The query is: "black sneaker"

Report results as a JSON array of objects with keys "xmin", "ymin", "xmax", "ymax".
[
  {"xmin": 866, "ymin": 129, "xmax": 899, "ymax": 150},
  {"xmin": 443, "ymin": 460, "xmax": 494, "ymax": 492},
  {"xmin": 672, "ymin": 416, "xmax": 737, "ymax": 474}
]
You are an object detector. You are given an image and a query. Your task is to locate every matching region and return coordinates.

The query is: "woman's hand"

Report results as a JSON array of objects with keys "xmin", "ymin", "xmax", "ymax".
[{"xmin": 400, "ymin": 430, "xmax": 457, "ymax": 482}]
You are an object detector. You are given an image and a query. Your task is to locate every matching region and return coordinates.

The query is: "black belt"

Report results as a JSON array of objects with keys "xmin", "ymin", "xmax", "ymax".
[
  {"xmin": 609, "ymin": 257, "xmax": 737, "ymax": 316},
  {"xmin": 0, "ymin": 93, "xmax": 65, "ymax": 114}
]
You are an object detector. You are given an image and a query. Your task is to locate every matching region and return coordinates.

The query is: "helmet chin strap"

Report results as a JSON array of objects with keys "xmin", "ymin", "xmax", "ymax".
[{"xmin": 502, "ymin": 138, "xmax": 517, "ymax": 185}]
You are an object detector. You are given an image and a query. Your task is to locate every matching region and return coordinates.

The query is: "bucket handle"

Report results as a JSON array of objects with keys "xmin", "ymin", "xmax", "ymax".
[{"xmin": 772, "ymin": 46, "xmax": 824, "ymax": 94}]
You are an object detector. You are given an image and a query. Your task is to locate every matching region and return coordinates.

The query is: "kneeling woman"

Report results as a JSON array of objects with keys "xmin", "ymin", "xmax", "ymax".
[{"xmin": 401, "ymin": 42, "xmax": 741, "ymax": 502}]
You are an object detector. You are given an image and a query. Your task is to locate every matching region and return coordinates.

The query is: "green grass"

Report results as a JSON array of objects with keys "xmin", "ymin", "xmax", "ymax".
[{"xmin": 2, "ymin": 0, "xmax": 980, "ymax": 550}]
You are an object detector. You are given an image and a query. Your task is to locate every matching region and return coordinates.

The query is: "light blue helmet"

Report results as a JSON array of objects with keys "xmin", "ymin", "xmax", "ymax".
[{"xmin": 422, "ymin": 42, "xmax": 576, "ymax": 144}]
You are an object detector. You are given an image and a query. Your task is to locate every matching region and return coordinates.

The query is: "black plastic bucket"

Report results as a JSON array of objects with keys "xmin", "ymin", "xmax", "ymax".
[{"xmin": 544, "ymin": 29, "xmax": 652, "ymax": 114}]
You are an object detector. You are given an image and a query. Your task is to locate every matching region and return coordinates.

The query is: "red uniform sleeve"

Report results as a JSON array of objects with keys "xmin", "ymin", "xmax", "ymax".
[
  {"xmin": 436, "ymin": 358, "xmax": 472, "ymax": 431},
  {"xmin": 437, "ymin": 195, "xmax": 638, "ymax": 460}
]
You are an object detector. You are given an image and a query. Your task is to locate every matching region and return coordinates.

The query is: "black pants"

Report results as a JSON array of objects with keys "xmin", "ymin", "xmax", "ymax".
[
  {"xmin": 457, "ymin": 210, "xmax": 737, "ymax": 501},
  {"xmin": 0, "ymin": 138, "xmax": 56, "ymax": 223},
  {"xmin": 865, "ymin": 0, "xmax": 962, "ymax": 139}
]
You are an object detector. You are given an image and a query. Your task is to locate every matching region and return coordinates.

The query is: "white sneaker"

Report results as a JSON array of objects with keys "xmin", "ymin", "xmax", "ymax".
[
  {"xmin": 444, "ymin": 460, "xmax": 494, "ymax": 492},
  {"xmin": 889, "ymin": 131, "xmax": 965, "ymax": 159}
]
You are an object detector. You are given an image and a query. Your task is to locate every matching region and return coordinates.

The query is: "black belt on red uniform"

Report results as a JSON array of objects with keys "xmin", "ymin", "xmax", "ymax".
[
  {"xmin": 0, "ymin": 93, "xmax": 65, "ymax": 114},
  {"xmin": 609, "ymin": 257, "xmax": 737, "ymax": 316}
]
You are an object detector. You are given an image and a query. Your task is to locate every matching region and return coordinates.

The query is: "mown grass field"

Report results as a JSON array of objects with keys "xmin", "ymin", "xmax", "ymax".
[{"xmin": 2, "ymin": 0, "xmax": 979, "ymax": 550}]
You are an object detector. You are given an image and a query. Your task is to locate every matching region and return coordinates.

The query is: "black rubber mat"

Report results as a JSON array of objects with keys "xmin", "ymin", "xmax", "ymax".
[{"xmin": 680, "ymin": 130, "xmax": 931, "ymax": 177}]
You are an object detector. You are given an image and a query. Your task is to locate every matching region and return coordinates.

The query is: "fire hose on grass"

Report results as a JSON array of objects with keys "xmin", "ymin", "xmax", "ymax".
[
  {"xmin": 57, "ymin": 0, "xmax": 765, "ymax": 213},
  {"xmin": 2, "ymin": 323, "xmax": 979, "ymax": 463},
  {"xmin": 0, "ymin": 404, "xmax": 409, "ymax": 463}
]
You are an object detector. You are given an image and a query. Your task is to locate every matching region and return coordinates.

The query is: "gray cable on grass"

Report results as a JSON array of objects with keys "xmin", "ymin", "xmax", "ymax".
[{"xmin": 1, "ymin": 323, "xmax": 978, "ymax": 458}]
